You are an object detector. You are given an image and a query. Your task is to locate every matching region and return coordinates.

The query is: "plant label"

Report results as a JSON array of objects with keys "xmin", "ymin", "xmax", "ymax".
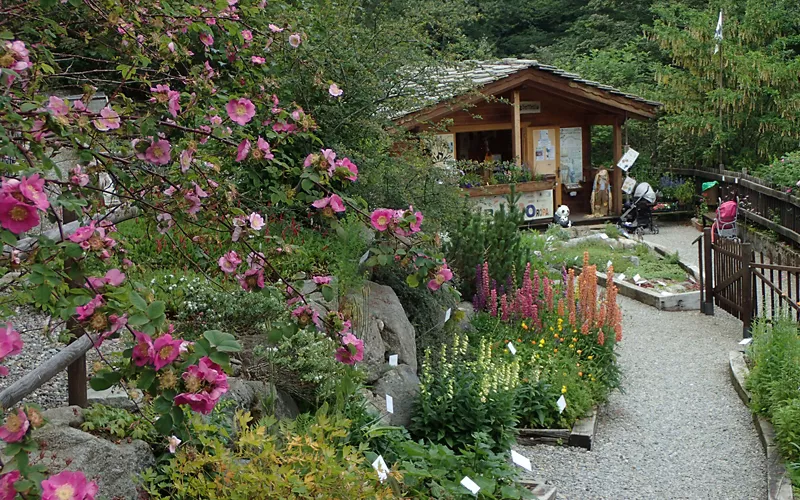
[
  {"xmin": 388, "ymin": 354, "xmax": 399, "ymax": 366},
  {"xmin": 385, "ymin": 394, "xmax": 394, "ymax": 414},
  {"xmin": 507, "ymin": 342, "xmax": 516, "ymax": 355},
  {"xmin": 557, "ymin": 395, "xmax": 567, "ymax": 414},
  {"xmin": 510, "ymin": 450, "xmax": 532, "ymax": 471},
  {"xmin": 359, "ymin": 250, "xmax": 370, "ymax": 265},
  {"xmin": 372, "ymin": 455, "xmax": 389, "ymax": 482},
  {"xmin": 600, "ymin": 233, "xmax": 609, "ymax": 239},
  {"xmin": 606, "ymin": 260, "xmax": 613, "ymax": 269},
  {"xmin": 444, "ymin": 308, "xmax": 452, "ymax": 323},
  {"xmin": 617, "ymin": 273, "xmax": 626, "ymax": 282},
  {"xmin": 739, "ymin": 338, "xmax": 753, "ymax": 345},
  {"xmin": 460, "ymin": 476, "xmax": 480, "ymax": 495}
]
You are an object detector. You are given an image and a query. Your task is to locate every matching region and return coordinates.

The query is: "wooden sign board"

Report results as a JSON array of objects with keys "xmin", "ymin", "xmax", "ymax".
[{"xmin": 472, "ymin": 189, "xmax": 554, "ymax": 221}]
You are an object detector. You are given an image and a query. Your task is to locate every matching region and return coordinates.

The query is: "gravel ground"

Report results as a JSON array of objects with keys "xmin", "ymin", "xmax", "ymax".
[
  {"xmin": 641, "ymin": 221, "xmax": 703, "ymax": 267},
  {"xmin": 517, "ymin": 290, "xmax": 766, "ymax": 498},
  {"xmin": 1, "ymin": 306, "xmax": 122, "ymax": 409}
]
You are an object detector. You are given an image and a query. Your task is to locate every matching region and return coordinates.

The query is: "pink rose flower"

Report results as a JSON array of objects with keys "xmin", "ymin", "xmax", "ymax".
[
  {"xmin": 288, "ymin": 33, "xmax": 301, "ymax": 48},
  {"xmin": 218, "ymin": 250, "xmax": 241, "ymax": 273},
  {"xmin": 47, "ymin": 96, "xmax": 70, "ymax": 117},
  {"xmin": 247, "ymin": 251, "xmax": 265, "ymax": 270},
  {"xmin": 226, "ymin": 98, "xmax": 256, "ymax": 126},
  {"xmin": 269, "ymin": 24, "xmax": 283, "ymax": 33},
  {"xmin": 0, "ymin": 470, "xmax": 21, "ymax": 500},
  {"xmin": 199, "ymin": 32, "xmax": 214, "ymax": 47},
  {"xmin": 75, "ymin": 294, "xmax": 103, "ymax": 321},
  {"xmin": 19, "ymin": 174, "xmax": 50, "ymax": 210},
  {"xmin": 241, "ymin": 30, "xmax": 253, "ymax": 42},
  {"xmin": 291, "ymin": 305, "xmax": 321, "ymax": 329},
  {"xmin": 174, "ymin": 357, "xmax": 229, "ymax": 414},
  {"xmin": 69, "ymin": 222, "xmax": 96, "ymax": 244},
  {"xmin": 104, "ymin": 268, "xmax": 126, "ymax": 286},
  {"xmin": 248, "ymin": 212, "xmax": 264, "ymax": 230},
  {"xmin": 41, "ymin": 470, "xmax": 98, "ymax": 500},
  {"xmin": 152, "ymin": 334, "xmax": 183, "ymax": 371},
  {"xmin": 370, "ymin": 208, "xmax": 395, "ymax": 232},
  {"xmin": 236, "ymin": 139, "xmax": 251, "ymax": 162},
  {"xmin": 312, "ymin": 275, "xmax": 332, "ymax": 285},
  {"xmin": 427, "ymin": 264, "xmax": 454, "ymax": 291},
  {"xmin": 145, "ymin": 139, "xmax": 172, "ymax": 165},
  {"xmin": 251, "ymin": 56, "xmax": 265, "ymax": 64},
  {"xmin": 0, "ymin": 196, "xmax": 39, "ymax": 234},
  {"xmin": 94, "ymin": 314, "xmax": 127, "ymax": 347},
  {"xmin": 328, "ymin": 83, "xmax": 343, "ymax": 97},
  {"xmin": 93, "ymin": 106, "xmax": 121, "ymax": 131},
  {"xmin": 312, "ymin": 194, "xmax": 346, "ymax": 213},
  {"xmin": 179, "ymin": 148, "xmax": 194, "ymax": 173},
  {"xmin": 132, "ymin": 331, "xmax": 155, "ymax": 367},
  {"xmin": 237, "ymin": 267, "xmax": 265, "ymax": 291},
  {"xmin": 335, "ymin": 158, "xmax": 358, "ymax": 181},
  {"xmin": 168, "ymin": 435, "xmax": 181, "ymax": 454},
  {"xmin": 0, "ymin": 409, "xmax": 29, "ymax": 443},
  {"xmin": 335, "ymin": 333, "xmax": 364, "ymax": 365},
  {"xmin": 255, "ymin": 137, "xmax": 274, "ymax": 160}
]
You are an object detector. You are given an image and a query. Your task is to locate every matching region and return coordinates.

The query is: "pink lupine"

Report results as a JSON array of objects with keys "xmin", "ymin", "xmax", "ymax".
[
  {"xmin": 236, "ymin": 139, "xmax": 251, "ymax": 162},
  {"xmin": 335, "ymin": 333, "xmax": 364, "ymax": 365},
  {"xmin": 153, "ymin": 334, "xmax": 183, "ymax": 371},
  {"xmin": 132, "ymin": 331, "xmax": 155, "ymax": 367},
  {"xmin": 0, "ymin": 196, "xmax": 39, "ymax": 234},
  {"xmin": 145, "ymin": 139, "xmax": 171, "ymax": 165},
  {"xmin": 0, "ymin": 409, "xmax": 29, "ymax": 443},
  {"xmin": 75, "ymin": 294, "xmax": 103, "ymax": 321},
  {"xmin": 370, "ymin": 208, "xmax": 395, "ymax": 231},
  {"xmin": 226, "ymin": 98, "xmax": 256, "ymax": 126},
  {"xmin": 218, "ymin": 250, "xmax": 241, "ymax": 273},
  {"xmin": 93, "ymin": 106, "xmax": 121, "ymax": 131},
  {"xmin": 174, "ymin": 357, "xmax": 229, "ymax": 414},
  {"xmin": 500, "ymin": 294, "xmax": 509, "ymax": 321},
  {"xmin": 427, "ymin": 264, "xmax": 453, "ymax": 291},
  {"xmin": 490, "ymin": 289, "xmax": 498, "ymax": 317},
  {"xmin": 41, "ymin": 470, "xmax": 98, "ymax": 500},
  {"xmin": 19, "ymin": 174, "xmax": 50, "ymax": 210}
]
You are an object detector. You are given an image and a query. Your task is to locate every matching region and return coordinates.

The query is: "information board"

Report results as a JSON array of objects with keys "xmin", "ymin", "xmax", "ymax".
[
  {"xmin": 472, "ymin": 189, "xmax": 554, "ymax": 221},
  {"xmin": 560, "ymin": 127, "xmax": 582, "ymax": 184}
]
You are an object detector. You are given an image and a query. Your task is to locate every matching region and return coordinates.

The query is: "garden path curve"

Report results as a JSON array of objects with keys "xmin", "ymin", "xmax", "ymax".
[{"xmin": 517, "ymin": 223, "xmax": 766, "ymax": 499}]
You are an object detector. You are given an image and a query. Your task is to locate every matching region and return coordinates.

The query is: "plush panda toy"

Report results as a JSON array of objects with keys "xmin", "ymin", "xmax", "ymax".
[{"xmin": 554, "ymin": 205, "xmax": 571, "ymax": 228}]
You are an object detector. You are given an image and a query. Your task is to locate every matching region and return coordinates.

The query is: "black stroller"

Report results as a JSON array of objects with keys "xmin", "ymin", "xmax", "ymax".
[{"xmin": 618, "ymin": 182, "xmax": 659, "ymax": 235}]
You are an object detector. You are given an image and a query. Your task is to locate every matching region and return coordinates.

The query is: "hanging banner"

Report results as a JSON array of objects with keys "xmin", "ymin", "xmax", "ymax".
[{"xmin": 617, "ymin": 148, "xmax": 639, "ymax": 172}]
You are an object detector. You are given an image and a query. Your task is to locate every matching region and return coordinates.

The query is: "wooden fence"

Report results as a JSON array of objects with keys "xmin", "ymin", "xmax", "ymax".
[{"xmin": 701, "ymin": 227, "xmax": 800, "ymax": 336}]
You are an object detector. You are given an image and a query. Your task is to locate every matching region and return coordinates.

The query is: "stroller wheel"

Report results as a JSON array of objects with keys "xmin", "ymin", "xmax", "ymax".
[{"xmin": 651, "ymin": 226, "xmax": 659, "ymax": 235}]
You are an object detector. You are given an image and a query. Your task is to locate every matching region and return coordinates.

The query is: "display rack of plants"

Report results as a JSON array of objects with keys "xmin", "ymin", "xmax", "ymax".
[{"xmin": 516, "ymin": 407, "xmax": 598, "ymax": 450}]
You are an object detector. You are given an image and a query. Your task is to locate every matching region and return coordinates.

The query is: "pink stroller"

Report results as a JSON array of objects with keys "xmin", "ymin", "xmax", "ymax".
[{"xmin": 711, "ymin": 199, "xmax": 738, "ymax": 243}]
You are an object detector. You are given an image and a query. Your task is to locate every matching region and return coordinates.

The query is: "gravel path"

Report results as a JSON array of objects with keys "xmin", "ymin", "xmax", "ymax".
[
  {"xmin": 641, "ymin": 221, "xmax": 703, "ymax": 267},
  {"xmin": 517, "ymin": 293, "xmax": 766, "ymax": 499}
]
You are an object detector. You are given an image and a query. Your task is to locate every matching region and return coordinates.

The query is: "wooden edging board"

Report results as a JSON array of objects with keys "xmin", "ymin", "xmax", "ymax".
[
  {"xmin": 517, "ymin": 407, "xmax": 598, "ymax": 450},
  {"xmin": 728, "ymin": 350, "xmax": 795, "ymax": 500}
]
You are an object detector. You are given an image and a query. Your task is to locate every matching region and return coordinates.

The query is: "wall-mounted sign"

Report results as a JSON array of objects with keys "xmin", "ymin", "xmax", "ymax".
[
  {"xmin": 520, "ymin": 101, "xmax": 541, "ymax": 114},
  {"xmin": 616, "ymin": 147, "xmax": 639, "ymax": 172},
  {"xmin": 472, "ymin": 189, "xmax": 553, "ymax": 221}
]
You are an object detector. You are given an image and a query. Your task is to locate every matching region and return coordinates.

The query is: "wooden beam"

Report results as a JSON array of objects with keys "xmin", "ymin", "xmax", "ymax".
[
  {"xmin": 513, "ymin": 91, "xmax": 522, "ymax": 166},
  {"xmin": 612, "ymin": 118, "xmax": 624, "ymax": 215},
  {"xmin": 445, "ymin": 123, "xmax": 512, "ymax": 133}
]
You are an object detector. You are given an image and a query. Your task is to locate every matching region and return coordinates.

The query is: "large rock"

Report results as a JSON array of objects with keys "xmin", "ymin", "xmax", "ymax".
[
  {"xmin": 350, "ymin": 281, "xmax": 417, "ymax": 382},
  {"xmin": 222, "ymin": 378, "xmax": 299, "ymax": 420},
  {"xmin": 366, "ymin": 364, "xmax": 420, "ymax": 428},
  {"xmin": 33, "ymin": 423, "xmax": 154, "ymax": 499}
]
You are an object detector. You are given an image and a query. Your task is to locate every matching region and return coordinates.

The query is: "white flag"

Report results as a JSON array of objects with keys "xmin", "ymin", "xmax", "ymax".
[{"xmin": 714, "ymin": 10, "xmax": 723, "ymax": 54}]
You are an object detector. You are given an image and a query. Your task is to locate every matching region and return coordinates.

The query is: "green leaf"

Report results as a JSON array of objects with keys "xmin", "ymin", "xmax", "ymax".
[
  {"xmin": 301, "ymin": 178, "xmax": 314, "ymax": 193},
  {"xmin": 171, "ymin": 406, "xmax": 184, "ymax": 427},
  {"xmin": 208, "ymin": 351, "xmax": 230, "ymax": 366},
  {"xmin": 127, "ymin": 313, "xmax": 149, "ymax": 327},
  {"xmin": 154, "ymin": 414, "xmax": 173, "ymax": 435},
  {"xmin": 63, "ymin": 243, "xmax": 84, "ymax": 258},
  {"xmin": 203, "ymin": 330, "xmax": 240, "ymax": 352},
  {"xmin": 19, "ymin": 103, "xmax": 38, "ymax": 113},
  {"xmin": 33, "ymin": 285, "xmax": 52, "ymax": 306},
  {"xmin": 146, "ymin": 301, "xmax": 165, "ymax": 319},
  {"xmin": 406, "ymin": 274, "xmax": 420, "ymax": 288},
  {"xmin": 0, "ymin": 230, "xmax": 16, "ymax": 246},
  {"xmin": 89, "ymin": 371, "xmax": 122, "ymax": 391},
  {"xmin": 153, "ymin": 396, "xmax": 173, "ymax": 415},
  {"xmin": 321, "ymin": 284, "xmax": 334, "ymax": 303},
  {"xmin": 137, "ymin": 368, "xmax": 156, "ymax": 390},
  {"xmin": 130, "ymin": 291, "xmax": 148, "ymax": 311}
]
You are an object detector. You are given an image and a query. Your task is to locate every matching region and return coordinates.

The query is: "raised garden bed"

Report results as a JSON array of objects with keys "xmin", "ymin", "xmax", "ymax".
[{"xmin": 517, "ymin": 408, "xmax": 599, "ymax": 450}]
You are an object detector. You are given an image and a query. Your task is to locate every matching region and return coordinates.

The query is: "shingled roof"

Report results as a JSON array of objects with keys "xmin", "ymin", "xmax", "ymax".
[{"xmin": 395, "ymin": 58, "xmax": 661, "ymax": 123}]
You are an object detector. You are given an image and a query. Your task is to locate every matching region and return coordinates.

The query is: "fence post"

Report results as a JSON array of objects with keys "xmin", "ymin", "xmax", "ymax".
[
  {"xmin": 703, "ymin": 228, "xmax": 714, "ymax": 315},
  {"xmin": 741, "ymin": 242, "xmax": 753, "ymax": 338},
  {"xmin": 62, "ymin": 210, "xmax": 88, "ymax": 408}
]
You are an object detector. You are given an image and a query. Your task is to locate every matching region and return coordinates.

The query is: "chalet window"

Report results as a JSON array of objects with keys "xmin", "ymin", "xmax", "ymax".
[{"xmin": 455, "ymin": 130, "xmax": 513, "ymax": 163}]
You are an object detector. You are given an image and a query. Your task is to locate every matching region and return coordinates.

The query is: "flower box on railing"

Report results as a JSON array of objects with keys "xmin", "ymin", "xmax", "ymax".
[{"xmin": 461, "ymin": 180, "xmax": 555, "ymax": 197}]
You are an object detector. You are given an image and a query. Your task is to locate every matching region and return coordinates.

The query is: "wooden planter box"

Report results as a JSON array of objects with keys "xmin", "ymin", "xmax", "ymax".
[
  {"xmin": 463, "ymin": 180, "xmax": 555, "ymax": 198},
  {"xmin": 516, "ymin": 408, "xmax": 598, "ymax": 450}
]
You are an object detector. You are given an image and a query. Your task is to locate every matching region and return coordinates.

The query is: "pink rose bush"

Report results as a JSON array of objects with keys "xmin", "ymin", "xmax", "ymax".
[
  {"xmin": 335, "ymin": 332, "xmax": 364, "ymax": 365},
  {"xmin": 0, "ymin": 174, "xmax": 50, "ymax": 234},
  {"xmin": 174, "ymin": 357, "xmax": 230, "ymax": 414},
  {"xmin": 0, "ymin": 324, "xmax": 23, "ymax": 376},
  {"xmin": 40, "ymin": 470, "xmax": 98, "ymax": 500}
]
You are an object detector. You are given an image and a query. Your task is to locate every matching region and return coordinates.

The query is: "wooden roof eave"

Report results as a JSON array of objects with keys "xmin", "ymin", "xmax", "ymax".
[{"xmin": 397, "ymin": 69, "xmax": 658, "ymax": 129}]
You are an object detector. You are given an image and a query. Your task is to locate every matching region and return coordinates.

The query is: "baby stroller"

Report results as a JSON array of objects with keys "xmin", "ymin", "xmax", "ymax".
[
  {"xmin": 711, "ymin": 198, "xmax": 738, "ymax": 243},
  {"xmin": 618, "ymin": 182, "xmax": 659, "ymax": 236}
]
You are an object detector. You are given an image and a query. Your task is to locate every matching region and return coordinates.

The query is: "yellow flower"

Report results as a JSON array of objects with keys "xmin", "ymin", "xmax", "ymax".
[
  {"xmin": 568, "ymin": 344, "xmax": 575, "ymax": 349},
  {"xmin": 549, "ymin": 326, "xmax": 554, "ymax": 331},
  {"xmin": 553, "ymin": 348, "xmax": 558, "ymax": 353},
  {"xmin": 578, "ymin": 372, "xmax": 583, "ymax": 377},
  {"xmin": 573, "ymin": 329, "xmax": 578, "ymax": 333},
  {"xmin": 577, "ymin": 349, "xmax": 582, "ymax": 355},
  {"xmin": 521, "ymin": 323, "xmax": 528, "ymax": 330},
  {"xmin": 587, "ymin": 355, "xmax": 594, "ymax": 360},
  {"xmin": 572, "ymin": 337, "xmax": 578, "ymax": 342},
  {"xmin": 561, "ymin": 386, "xmax": 567, "ymax": 394}
]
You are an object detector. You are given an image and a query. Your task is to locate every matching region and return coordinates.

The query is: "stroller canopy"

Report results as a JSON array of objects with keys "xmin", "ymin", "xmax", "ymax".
[
  {"xmin": 717, "ymin": 200, "xmax": 737, "ymax": 223},
  {"xmin": 633, "ymin": 182, "xmax": 657, "ymax": 204}
]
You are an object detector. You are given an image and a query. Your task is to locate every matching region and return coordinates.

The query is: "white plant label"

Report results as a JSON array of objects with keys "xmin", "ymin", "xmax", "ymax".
[
  {"xmin": 444, "ymin": 308, "xmax": 452, "ymax": 323},
  {"xmin": 739, "ymin": 338, "xmax": 753, "ymax": 345},
  {"xmin": 510, "ymin": 450, "xmax": 532, "ymax": 471},
  {"xmin": 388, "ymin": 354, "xmax": 399, "ymax": 366},
  {"xmin": 557, "ymin": 395, "xmax": 567, "ymax": 414},
  {"xmin": 460, "ymin": 476, "xmax": 480, "ymax": 495},
  {"xmin": 599, "ymin": 233, "xmax": 609, "ymax": 240},
  {"xmin": 385, "ymin": 394, "xmax": 394, "ymax": 414},
  {"xmin": 507, "ymin": 342, "xmax": 517, "ymax": 355},
  {"xmin": 359, "ymin": 250, "xmax": 370, "ymax": 265},
  {"xmin": 372, "ymin": 455, "xmax": 389, "ymax": 482},
  {"xmin": 617, "ymin": 273, "xmax": 626, "ymax": 283},
  {"xmin": 606, "ymin": 260, "xmax": 613, "ymax": 269}
]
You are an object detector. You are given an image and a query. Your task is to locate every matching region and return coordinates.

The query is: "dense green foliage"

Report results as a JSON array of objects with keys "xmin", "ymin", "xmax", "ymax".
[{"xmin": 745, "ymin": 317, "xmax": 800, "ymax": 486}]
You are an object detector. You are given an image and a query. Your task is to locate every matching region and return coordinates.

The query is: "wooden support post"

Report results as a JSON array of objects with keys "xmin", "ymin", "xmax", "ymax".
[
  {"xmin": 742, "ymin": 242, "xmax": 753, "ymax": 338},
  {"xmin": 62, "ymin": 209, "xmax": 88, "ymax": 408},
  {"xmin": 513, "ymin": 91, "xmax": 522, "ymax": 166},
  {"xmin": 703, "ymin": 228, "xmax": 715, "ymax": 315},
  {"xmin": 612, "ymin": 118, "xmax": 623, "ymax": 215}
]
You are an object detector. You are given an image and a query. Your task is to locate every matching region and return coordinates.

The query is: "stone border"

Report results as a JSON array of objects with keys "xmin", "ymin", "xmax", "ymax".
[
  {"xmin": 595, "ymin": 270, "xmax": 701, "ymax": 311},
  {"xmin": 728, "ymin": 351, "xmax": 795, "ymax": 500},
  {"xmin": 518, "ymin": 479, "xmax": 557, "ymax": 500},
  {"xmin": 517, "ymin": 408, "xmax": 598, "ymax": 451}
]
